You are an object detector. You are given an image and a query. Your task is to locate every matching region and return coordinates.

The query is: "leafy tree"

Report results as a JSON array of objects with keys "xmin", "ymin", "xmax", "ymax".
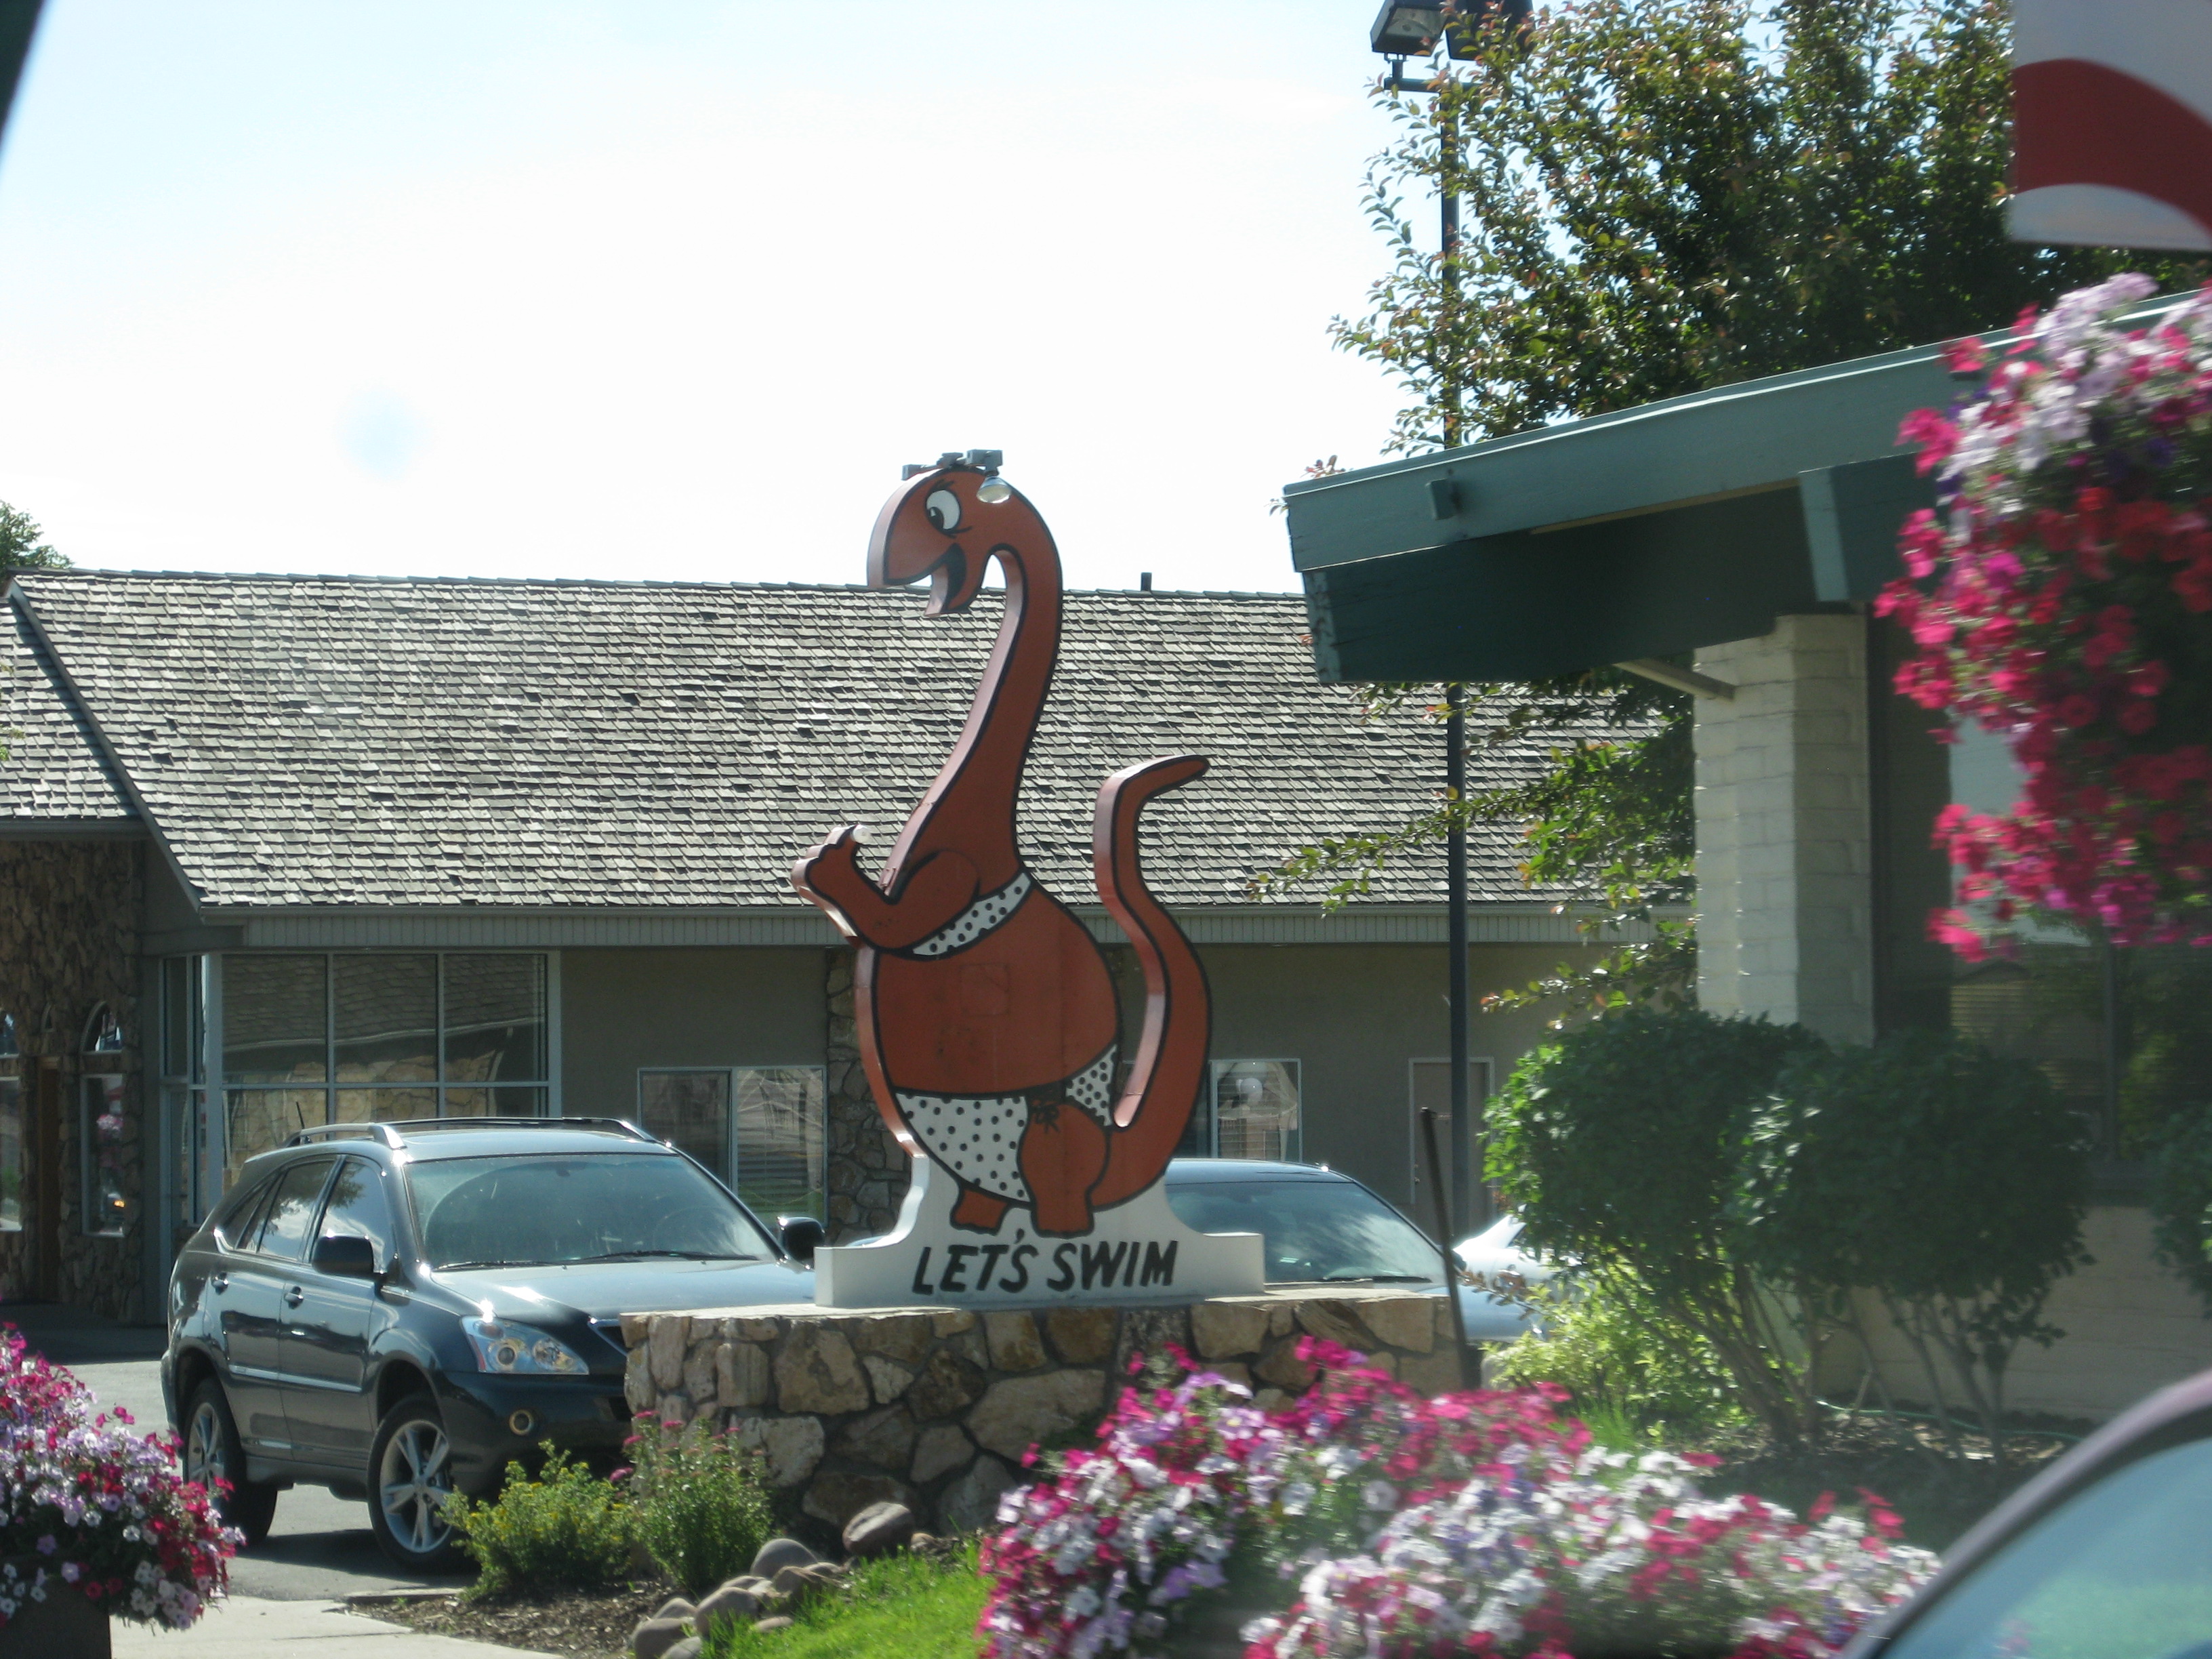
[
  {"xmin": 1487, "ymin": 1007, "xmax": 1831, "ymax": 1444},
  {"xmin": 1284, "ymin": 0, "xmax": 2203, "ymax": 1012},
  {"xmin": 1736, "ymin": 1031, "xmax": 2093, "ymax": 1468},
  {"xmin": 0, "ymin": 501, "xmax": 68, "ymax": 570}
]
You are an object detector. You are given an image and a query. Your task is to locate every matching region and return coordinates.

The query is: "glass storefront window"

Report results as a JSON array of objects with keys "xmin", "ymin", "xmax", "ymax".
[
  {"xmin": 638, "ymin": 1067, "xmax": 826, "ymax": 1221},
  {"xmin": 0, "ymin": 1077, "xmax": 22, "ymax": 1233},
  {"xmin": 1209, "ymin": 1061, "xmax": 1302, "ymax": 1163},
  {"xmin": 223, "ymin": 956, "xmax": 328, "ymax": 1084},
  {"xmin": 443, "ymin": 956, "xmax": 546, "ymax": 1086},
  {"xmin": 80, "ymin": 1073, "xmax": 130, "ymax": 1236},
  {"xmin": 194, "ymin": 954, "xmax": 554, "ymax": 1191},
  {"xmin": 334, "ymin": 955, "xmax": 437, "ymax": 1084}
]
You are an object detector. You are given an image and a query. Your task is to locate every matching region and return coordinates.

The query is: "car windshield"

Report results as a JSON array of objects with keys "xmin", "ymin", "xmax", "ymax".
[
  {"xmin": 1166, "ymin": 1176, "xmax": 1442, "ymax": 1285},
  {"xmin": 407, "ymin": 1153, "xmax": 773, "ymax": 1269},
  {"xmin": 1883, "ymin": 1427, "xmax": 2212, "ymax": 1659}
]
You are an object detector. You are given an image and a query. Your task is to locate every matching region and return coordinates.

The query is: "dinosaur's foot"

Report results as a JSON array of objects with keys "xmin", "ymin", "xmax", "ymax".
[
  {"xmin": 1019, "ymin": 1100, "xmax": 1109, "ymax": 1237},
  {"xmin": 950, "ymin": 1187, "xmax": 1012, "ymax": 1233}
]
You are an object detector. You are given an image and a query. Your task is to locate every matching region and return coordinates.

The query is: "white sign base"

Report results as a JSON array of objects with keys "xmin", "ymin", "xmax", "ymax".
[{"xmin": 813, "ymin": 1160, "xmax": 1265, "ymax": 1310}]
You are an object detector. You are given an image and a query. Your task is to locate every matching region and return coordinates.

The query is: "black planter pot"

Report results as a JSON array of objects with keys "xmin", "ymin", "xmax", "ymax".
[{"xmin": 0, "ymin": 1571, "xmax": 110, "ymax": 1659}]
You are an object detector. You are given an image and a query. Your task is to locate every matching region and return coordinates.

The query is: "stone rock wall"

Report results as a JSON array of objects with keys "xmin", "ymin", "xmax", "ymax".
[
  {"xmin": 623, "ymin": 1292, "xmax": 1461, "ymax": 1536},
  {"xmin": 823, "ymin": 949, "xmax": 907, "ymax": 1242},
  {"xmin": 0, "ymin": 840, "xmax": 147, "ymax": 1319}
]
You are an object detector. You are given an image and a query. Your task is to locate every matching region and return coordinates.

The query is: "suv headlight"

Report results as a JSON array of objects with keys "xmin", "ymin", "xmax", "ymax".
[{"xmin": 462, "ymin": 1313, "xmax": 589, "ymax": 1376}]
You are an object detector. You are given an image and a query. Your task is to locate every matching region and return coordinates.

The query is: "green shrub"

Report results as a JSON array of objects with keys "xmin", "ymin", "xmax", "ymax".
[
  {"xmin": 1486, "ymin": 1006, "xmax": 1828, "ymax": 1444},
  {"xmin": 447, "ymin": 1448, "xmax": 638, "ymax": 1595},
  {"xmin": 1738, "ymin": 1028, "xmax": 2092, "ymax": 1466},
  {"xmin": 1490, "ymin": 1265, "xmax": 1742, "ymax": 1445},
  {"xmin": 628, "ymin": 1418, "xmax": 775, "ymax": 1599}
]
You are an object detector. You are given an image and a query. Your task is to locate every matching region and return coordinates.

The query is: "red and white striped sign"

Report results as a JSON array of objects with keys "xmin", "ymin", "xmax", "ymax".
[{"xmin": 2011, "ymin": 0, "xmax": 2212, "ymax": 251}]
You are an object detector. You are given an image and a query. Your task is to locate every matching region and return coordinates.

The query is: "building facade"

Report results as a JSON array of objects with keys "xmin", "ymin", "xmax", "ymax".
[{"xmin": 0, "ymin": 570, "xmax": 1622, "ymax": 1320}]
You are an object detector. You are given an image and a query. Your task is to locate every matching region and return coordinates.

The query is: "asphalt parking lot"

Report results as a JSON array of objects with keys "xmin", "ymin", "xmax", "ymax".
[{"xmin": 6, "ymin": 1303, "xmax": 468, "ymax": 1601}]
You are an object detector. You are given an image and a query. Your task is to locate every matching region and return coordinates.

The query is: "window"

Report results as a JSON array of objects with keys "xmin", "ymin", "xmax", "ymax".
[
  {"xmin": 253, "ymin": 1159, "xmax": 334, "ymax": 1260},
  {"xmin": 81, "ymin": 1005, "xmax": 123, "ymax": 1054},
  {"xmin": 0, "ymin": 1010, "xmax": 18, "ymax": 1234},
  {"xmin": 318, "ymin": 1156, "xmax": 396, "ymax": 1271},
  {"xmin": 205, "ymin": 953, "xmax": 553, "ymax": 1186},
  {"xmin": 1180, "ymin": 1061, "xmax": 1301, "ymax": 1162},
  {"xmin": 1409, "ymin": 1057, "xmax": 1498, "ymax": 1233},
  {"xmin": 637, "ymin": 1067, "xmax": 827, "ymax": 1221},
  {"xmin": 80, "ymin": 1073, "xmax": 129, "ymax": 1236}
]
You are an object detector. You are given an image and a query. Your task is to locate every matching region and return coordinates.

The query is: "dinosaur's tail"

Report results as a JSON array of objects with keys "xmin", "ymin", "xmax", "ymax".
[{"xmin": 1088, "ymin": 754, "xmax": 1211, "ymax": 1208}]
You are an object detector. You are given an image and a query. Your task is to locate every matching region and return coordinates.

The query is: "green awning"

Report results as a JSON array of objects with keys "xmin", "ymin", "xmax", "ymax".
[{"xmin": 1284, "ymin": 330, "xmax": 1974, "ymax": 682}]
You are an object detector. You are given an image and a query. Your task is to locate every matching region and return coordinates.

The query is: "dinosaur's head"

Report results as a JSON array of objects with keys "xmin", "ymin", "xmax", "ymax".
[{"xmin": 867, "ymin": 458, "xmax": 1032, "ymax": 617}]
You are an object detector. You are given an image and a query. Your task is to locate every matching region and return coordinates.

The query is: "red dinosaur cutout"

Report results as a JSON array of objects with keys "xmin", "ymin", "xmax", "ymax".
[{"xmin": 792, "ymin": 462, "xmax": 1210, "ymax": 1239}]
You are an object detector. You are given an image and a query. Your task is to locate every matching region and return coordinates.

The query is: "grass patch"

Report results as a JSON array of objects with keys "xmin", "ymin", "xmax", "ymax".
[{"xmin": 703, "ymin": 1546, "xmax": 988, "ymax": 1659}]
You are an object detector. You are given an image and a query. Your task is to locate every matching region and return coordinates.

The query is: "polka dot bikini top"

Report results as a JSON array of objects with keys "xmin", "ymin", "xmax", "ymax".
[{"xmin": 903, "ymin": 870, "xmax": 1035, "ymax": 959}]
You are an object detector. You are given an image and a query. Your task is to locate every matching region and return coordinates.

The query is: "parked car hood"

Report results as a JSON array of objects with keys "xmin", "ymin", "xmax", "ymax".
[{"xmin": 428, "ymin": 1256, "xmax": 813, "ymax": 1319}]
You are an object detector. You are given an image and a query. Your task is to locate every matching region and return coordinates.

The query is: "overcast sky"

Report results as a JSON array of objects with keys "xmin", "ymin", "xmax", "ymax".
[{"xmin": 0, "ymin": 2, "xmax": 1420, "ymax": 593}]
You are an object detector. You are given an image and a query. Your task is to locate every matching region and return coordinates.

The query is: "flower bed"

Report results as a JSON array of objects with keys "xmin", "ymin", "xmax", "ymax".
[
  {"xmin": 979, "ymin": 1343, "xmax": 1936, "ymax": 1659},
  {"xmin": 0, "ymin": 1324, "xmax": 237, "ymax": 1631},
  {"xmin": 1882, "ymin": 273, "xmax": 2212, "ymax": 954}
]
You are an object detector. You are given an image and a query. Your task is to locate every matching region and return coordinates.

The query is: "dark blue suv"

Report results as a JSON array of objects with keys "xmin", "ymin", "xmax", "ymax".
[{"xmin": 161, "ymin": 1118, "xmax": 820, "ymax": 1569}]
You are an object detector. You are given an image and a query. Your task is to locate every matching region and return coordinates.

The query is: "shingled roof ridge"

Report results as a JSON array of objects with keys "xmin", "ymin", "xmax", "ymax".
[{"xmin": 9, "ymin": 568, "xmax": 1306, "ymax": 602}]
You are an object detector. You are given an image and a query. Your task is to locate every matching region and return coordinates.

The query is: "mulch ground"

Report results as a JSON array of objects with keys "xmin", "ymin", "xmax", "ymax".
[
  {"xmin": 1695, "ymin": 1405, "xmax": 2091, "ymax": 1551},
  {"xmin": 354, "ymin": 1579, "xmax": 680, "ymax": 1659}
]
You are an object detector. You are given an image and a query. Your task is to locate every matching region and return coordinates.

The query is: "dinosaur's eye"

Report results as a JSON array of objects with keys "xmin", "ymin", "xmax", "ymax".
[{"xmin": 925, "ymin": 489, "xmax": 962, "ymax": 534}]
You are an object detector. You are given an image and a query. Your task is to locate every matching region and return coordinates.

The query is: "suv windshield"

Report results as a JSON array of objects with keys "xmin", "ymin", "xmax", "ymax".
[
  {"xmin": 1166, "ymin": 1176, "xmax": 1441, "ymax": 1285},
  {"xmin": 408, "ymin": 1153, "xmax": 773, "ymax": 1269}
]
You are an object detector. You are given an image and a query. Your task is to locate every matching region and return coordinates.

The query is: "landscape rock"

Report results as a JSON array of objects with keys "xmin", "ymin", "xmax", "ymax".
[
  {"xmin": 716, "ymin": 1340, "xmax": 772, "ymax": 1408},
  {"xmin": 850, "ymin": 1312, "xmax": 935, "ymax": 1364},
  {"xmin": 1190, "ymin": 1300, "xmax": 1271, "ymax": 1359},
  {"xmin": 774, "ymin": 1324, "xmax": 870, "ymax": 1415},
  {"xmin": 647, "ymin": 1318, "xmax": 689, "ymax": 1391},
  {"xmin": 983, "ymin": 1311, "xmax": 1046, "ymax": 1372},
  {"xmin": 1037, "ymin": 1306, "xmax": 1112, "ymax": 1364},
  {"xmin": 651, "ymin": 1597, "xmax": 695, "ymax": 1622},
  {"xmin": 909, "ymin": 1531, "xmax": 939, "ymax": 1551},
  {"xmin": 754, "ymin": 1617, "xmax": 795, "ymax": 1633},
  {"xmin": 665, "ymin": 1643, "xmax": 701, "ymax": 1659},
  {"xmin": 731, "ymin": 1415, "xmax": 827, "ymax": 1486},
  {"xmin": 843, "ymin": 1499, "xmax": 918, "ymax": 1558},
  {"xmin": 623, "ymin": 1357, "xmax": 656, "ymax": 1414},
  {"xmin": 630, "ymin": 1617, "xmax": 692, "ymax": 1659},
  {"xmin": 910, "ymin": 1422, "xmax": 973, "ymax": 1483},
  {"xmin": 930, "ymin": 1309, "xmax": 977, "ymax": 1336},
  {"xmin": 1294, "ymin": 1299, "xmax": 1375, "ymax": 1351},
  {"xmin": 965, "ymin": 1368, "xmax": 1106, "ymax": 1462},
  {"xmin": 1398, "ymin": 1349, "xmax": 1467, "ymax": 1394},
  {"xmin": 750, "ymin": 1537, "xmax": 820, "ymax": 1578},
  {"xmin": 1254, "ymin": 1339, "xmax": 1316, "ymax": 1391},
  {"xmin": 834, "ymin": 1404, "xmax": 918, "ymax": 1471},
  {"xmin": 692, "ymin": 1582, "xmax": 760, "ymax": 1632},
  {"xmin": 802, "ymin": 1470, "xmax": 912, "ymax": 1528},
  {"xmin": 1356, "ymin": 1296, "xmax": 1436, "ymax": 1354},
  {"xmin": 863, "ymin": 1353, "xmax": 916, "ymax": 1404},
  {"xmin": 938, "ymin": 1453, "xmax": 1019, "ymax": 1534},
  {"xmin": 769, "ymin": 1565, "xmax": 817, "ymax": 1599},
  {"xmin": 907, "ymin": 1348, "xmax": 987, "ymax": 1420},
  {"xmin": 682, "ymin": 1341, "xmax": 718, "ymax": 1406}
]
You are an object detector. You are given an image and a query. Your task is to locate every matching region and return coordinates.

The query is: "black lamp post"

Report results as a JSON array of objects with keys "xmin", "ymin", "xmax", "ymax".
[{"xmin": 1368, "ymin": 2, "xmax": 1529, "ymax": 1364}]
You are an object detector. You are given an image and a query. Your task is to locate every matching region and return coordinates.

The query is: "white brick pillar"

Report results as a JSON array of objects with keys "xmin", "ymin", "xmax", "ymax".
[{"xmin": 1692, "ymin": 614, "xmax": 1873, "ymax": 1044}]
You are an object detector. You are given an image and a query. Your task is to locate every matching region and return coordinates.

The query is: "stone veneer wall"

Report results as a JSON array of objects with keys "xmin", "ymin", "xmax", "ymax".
[
  {"xmin": 623, "ymin": 1293, "xmax": 1460, "ymax": 1536},
  {"xmin": 0, "ymin": 840, "xmax": 147, "ymax": 1318},
  {"xmin": 823, "ymin": 949, "xmax": 908, "ymax": 1242}
]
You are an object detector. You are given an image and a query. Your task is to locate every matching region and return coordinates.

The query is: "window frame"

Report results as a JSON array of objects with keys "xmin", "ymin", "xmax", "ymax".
[
  {"xmin": 634, "ymin": 1064, "xmax": 828, "ymax": 1221},
  {"xmin": 165, "ymin": 951, "xmax": 561, "ymax": 1206},
  {"xmin": 1191, "ymin": 1059, "xmax": 1303, "ymax": 1164}
]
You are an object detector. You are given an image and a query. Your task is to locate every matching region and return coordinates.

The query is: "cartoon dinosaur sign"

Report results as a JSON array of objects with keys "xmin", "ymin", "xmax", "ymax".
[{"xmin": 795, "ymin": 456, "xmax": 1263, "ymax": 1308}]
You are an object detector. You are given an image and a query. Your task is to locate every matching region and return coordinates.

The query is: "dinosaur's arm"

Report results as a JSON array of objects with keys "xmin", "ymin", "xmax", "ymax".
[{"xmin": 792, "ymin": 829, "xmax": 981, "ymax": 949}]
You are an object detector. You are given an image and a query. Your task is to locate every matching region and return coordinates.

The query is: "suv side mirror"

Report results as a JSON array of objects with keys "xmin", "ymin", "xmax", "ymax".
[
  {"xmin": 312, "ymin": 1233, "xmax": 379, "ymax": 1279},
  {"xmin": 777, "ymin": 1215, "xmax": 825, "ymax": 1264}
]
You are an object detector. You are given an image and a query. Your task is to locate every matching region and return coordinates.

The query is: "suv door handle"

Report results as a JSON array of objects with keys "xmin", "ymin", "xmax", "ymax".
[
  {"xmin": 209, "ymin": 1273, "xmax": 228, "ymax": 1293},
  {"xmin": 283, "ymin": 1285, "xmax": 305, "ymax": 1307}
]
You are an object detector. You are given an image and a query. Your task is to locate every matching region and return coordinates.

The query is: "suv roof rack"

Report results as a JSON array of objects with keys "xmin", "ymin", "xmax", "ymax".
[
  {"xmin": 286, "ymin": 1123, "xmax": 406, "ymax": 1149},
  {"xmin": 283, "ymin": 1117, "xmax": 659, "ymax": 1152}
]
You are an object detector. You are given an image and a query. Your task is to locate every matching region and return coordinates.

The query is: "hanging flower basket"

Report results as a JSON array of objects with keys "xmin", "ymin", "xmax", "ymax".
[
  {"xmin": 0, "ymin": 1326, "xmax": 238, "ymax": 1641},
  {"xmin": 1881, "ymin": 273, "xmax": 2212, "ymax": 958}
]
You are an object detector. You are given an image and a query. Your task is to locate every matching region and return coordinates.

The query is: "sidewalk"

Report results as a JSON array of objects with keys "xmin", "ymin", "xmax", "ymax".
[{"xmin": 112, "ymin": 1596, "xmax": 544, "ymax": 1656}]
